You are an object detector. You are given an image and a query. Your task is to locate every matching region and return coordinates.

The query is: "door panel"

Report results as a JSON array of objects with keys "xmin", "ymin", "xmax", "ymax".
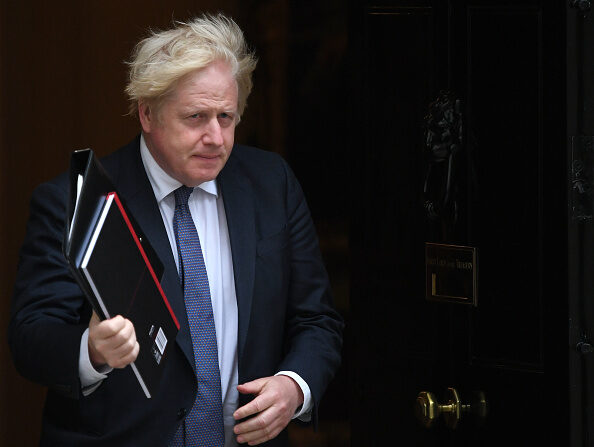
[
  {"xmin": 350, "ymin": 1, "xmax": 568, "ymax": 445},
  {"xmin": 464, "ymin": 5, "xmax": 544, "ymax": 368}
]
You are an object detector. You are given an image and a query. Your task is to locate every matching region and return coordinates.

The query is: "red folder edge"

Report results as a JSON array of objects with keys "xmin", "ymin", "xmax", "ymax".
[{"xmin": 109, "ymin": 192, "xmax": 181, "ymax": 330}]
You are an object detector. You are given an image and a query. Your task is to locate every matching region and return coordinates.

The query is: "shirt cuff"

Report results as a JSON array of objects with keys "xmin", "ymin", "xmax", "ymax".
[
  {"xmin": 79, "ymin": 328, "xmax": 112, "ymax": 396},
  {"xmin": 275, "ymin": 371, "xmax": 312, "ymax": 422}
]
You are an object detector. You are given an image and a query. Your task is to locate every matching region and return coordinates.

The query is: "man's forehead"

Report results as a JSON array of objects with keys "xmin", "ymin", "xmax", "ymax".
[
  {"xmin": 170, "ymin": 66, "xmax": 238, "ymax": 107},
  {"xmin": 173, "ymin": 93, "xmax": 238, "ymax": 111}
]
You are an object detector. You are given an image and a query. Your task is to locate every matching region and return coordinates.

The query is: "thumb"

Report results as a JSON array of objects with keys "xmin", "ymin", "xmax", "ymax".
[
  {"xmin": 237, "ymin": 377, "xmax": 269, "ymax": 395},
  {"xmin": 89, "ymin": 310, "xmax": 101, "ymax": 328}
]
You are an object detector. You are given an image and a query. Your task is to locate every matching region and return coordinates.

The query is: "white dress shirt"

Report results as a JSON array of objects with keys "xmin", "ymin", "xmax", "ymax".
[{"xmin": 79, "ymin": 135, "xmax": 311, "ymax": 445}]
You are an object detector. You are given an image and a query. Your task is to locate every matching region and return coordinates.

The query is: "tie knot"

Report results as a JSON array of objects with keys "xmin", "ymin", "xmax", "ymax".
[{"xmin": 174, "ymin": 185, "xmax": 194, "ymax": 208}]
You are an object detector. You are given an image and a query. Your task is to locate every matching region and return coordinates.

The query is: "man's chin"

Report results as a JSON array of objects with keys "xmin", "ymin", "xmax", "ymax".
[{"xmin": 181, "ymin": 171, "xmax": 220, "ymax": 187}]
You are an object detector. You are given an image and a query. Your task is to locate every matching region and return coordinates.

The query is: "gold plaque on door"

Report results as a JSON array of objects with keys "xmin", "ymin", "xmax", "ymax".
[{"xmin": 425, "ymin": 243, "xmax": 477, "ymax": 306}]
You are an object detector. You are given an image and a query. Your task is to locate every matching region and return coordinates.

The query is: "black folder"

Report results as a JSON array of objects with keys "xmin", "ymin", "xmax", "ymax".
[{"xmin": 63, "ymin": 149, "xmax": 179, "ymax": 398}]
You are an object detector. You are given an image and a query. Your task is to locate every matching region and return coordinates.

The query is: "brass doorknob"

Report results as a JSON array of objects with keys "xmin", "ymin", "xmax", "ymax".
[{"xmin": 415, "ymin": 388, "xmax": 486, "ymax": 429}]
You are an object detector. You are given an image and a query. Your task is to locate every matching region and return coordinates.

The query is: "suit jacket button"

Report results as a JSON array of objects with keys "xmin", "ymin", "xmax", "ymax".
[{"xmin": 177, "ymin": 408, "xmax": 187, "ymax": 420}]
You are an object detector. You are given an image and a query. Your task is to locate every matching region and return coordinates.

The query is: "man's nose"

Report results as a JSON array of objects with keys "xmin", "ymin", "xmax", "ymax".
[{"xmin": 203, "ymin": 118, "xmax": 224, "ymax": 146}]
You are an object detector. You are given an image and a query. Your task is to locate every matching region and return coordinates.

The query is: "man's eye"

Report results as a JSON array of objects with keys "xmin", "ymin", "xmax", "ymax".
[
  {"xmin": 188, "ymin": 113, "xmax": 203, "ymax": 119},
  {"xmin": 218, "ymin": 113, "xmax": 236, "ymax": 126}
]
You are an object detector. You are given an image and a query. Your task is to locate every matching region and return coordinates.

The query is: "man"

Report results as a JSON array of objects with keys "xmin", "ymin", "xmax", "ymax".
[{"xmin": 9, "ymin": 14, "xmax": 343, "ymax": 447}]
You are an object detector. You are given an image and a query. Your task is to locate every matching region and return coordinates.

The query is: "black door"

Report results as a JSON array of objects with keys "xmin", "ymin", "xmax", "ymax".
[{"xmin": 348, "ymin": 1, "xmax": 588, "ymax": 445}]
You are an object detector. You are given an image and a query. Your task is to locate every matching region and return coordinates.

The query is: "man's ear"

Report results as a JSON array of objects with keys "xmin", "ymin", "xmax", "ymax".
[{"xmin": 138, "ymin": 101, "xmax": 153, "ymax": 133}]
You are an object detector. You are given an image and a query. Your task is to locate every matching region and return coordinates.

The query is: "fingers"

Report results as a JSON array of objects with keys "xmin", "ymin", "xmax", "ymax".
[
  {"xmin": 234, "ymin": 379, "xmax": 269, "ymax": 420},
  {"xmin": 88, "ymin": 313, "xmax": 139, "ymax": 369},
  {"xmin": 234, "ymin": 404, "xmax": 286, "ymax": 445},
  {"xmin": 233, "ymin": 376, "xmax": 303, "ymax": 445},
  {"xmin": 234, "ymin": 415, "xmax": 284, "ymax": 445}
]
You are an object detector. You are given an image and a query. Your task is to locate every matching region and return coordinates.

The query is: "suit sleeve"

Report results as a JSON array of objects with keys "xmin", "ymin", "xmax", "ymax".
[
  {"xmin": 275, "ymin": 159, "xmax": 344, "ymax": 425},
  {"xmin": 8, "ymin": 179, "xmax": 90, "ymax": 399}
]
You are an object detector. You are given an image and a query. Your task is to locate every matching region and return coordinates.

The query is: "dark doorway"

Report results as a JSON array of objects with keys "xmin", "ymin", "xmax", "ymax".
[{"xmin": 345, "ymin": 0, "xmax": 589, "ymax": 445}]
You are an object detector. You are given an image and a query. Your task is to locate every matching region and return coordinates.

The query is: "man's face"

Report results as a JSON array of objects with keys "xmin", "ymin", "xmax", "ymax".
[{"xmin": 139, "ymin": 60, "xmax": 238, "ymax": 186}]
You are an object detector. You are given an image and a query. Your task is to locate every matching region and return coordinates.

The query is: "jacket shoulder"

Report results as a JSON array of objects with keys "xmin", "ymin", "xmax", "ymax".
[
  {"xmin": 226, "ymin": 144, "xmax": 292, "ymax": 183},
  {"xmin": 230, "ymin": 144, "xmax": 286, "ymax": 166}
]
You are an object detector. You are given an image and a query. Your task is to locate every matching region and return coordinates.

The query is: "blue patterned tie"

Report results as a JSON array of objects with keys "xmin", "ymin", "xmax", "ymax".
[{"xmin": 169, "ymin": 185, "xmax": 225, "ymax": 447}]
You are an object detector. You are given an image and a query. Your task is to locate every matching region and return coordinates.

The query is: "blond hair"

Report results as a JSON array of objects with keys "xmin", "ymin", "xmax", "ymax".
[{"xmin": 125, "ymin": 14, "xmax": 257, "ymax": 118}]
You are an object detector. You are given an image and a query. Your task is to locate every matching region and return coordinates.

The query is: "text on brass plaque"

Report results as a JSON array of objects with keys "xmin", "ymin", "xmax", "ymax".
[{"xmin": 425, "ymin": 243, "xmax": 477, "ymax": 306}]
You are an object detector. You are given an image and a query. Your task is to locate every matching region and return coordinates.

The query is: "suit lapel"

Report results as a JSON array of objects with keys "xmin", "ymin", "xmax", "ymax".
[
  {"xmin": 218, "ymin": 153, "xmax": 256, "ymax": 364},
  {"xmin": 112, "ymin": 141, "xmax": 195, "ymax": 368}
]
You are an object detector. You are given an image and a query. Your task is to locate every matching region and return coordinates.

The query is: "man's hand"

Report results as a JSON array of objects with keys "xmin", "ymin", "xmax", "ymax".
[
  {"xmin": 88, "ymin": 311, "xmax": 139, "ymax": 369},
  {"xmin": 233, "ymin": 375, "xmax": 304, "ymax": 445}
]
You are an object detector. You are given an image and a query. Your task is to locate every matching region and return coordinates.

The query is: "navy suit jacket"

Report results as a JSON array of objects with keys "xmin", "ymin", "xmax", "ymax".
[{"xmin": 9, "ymin": 136, "xmax": 343, "ymax": 446}]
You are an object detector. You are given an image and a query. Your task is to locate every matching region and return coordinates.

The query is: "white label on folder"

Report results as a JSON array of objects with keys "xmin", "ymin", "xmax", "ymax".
[
  {"xmin": 67, "ymin": 174, "xmax": 85, "ymax": 240},
  {"xmin": 155, "ymin": 327, "xmax": 167, "ymax": 355}
]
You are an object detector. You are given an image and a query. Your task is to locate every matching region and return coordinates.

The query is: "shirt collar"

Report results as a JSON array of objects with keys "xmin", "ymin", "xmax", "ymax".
[{"xmin": 139, "ymin": 133, "xmax": 219, "ymax": 202}]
